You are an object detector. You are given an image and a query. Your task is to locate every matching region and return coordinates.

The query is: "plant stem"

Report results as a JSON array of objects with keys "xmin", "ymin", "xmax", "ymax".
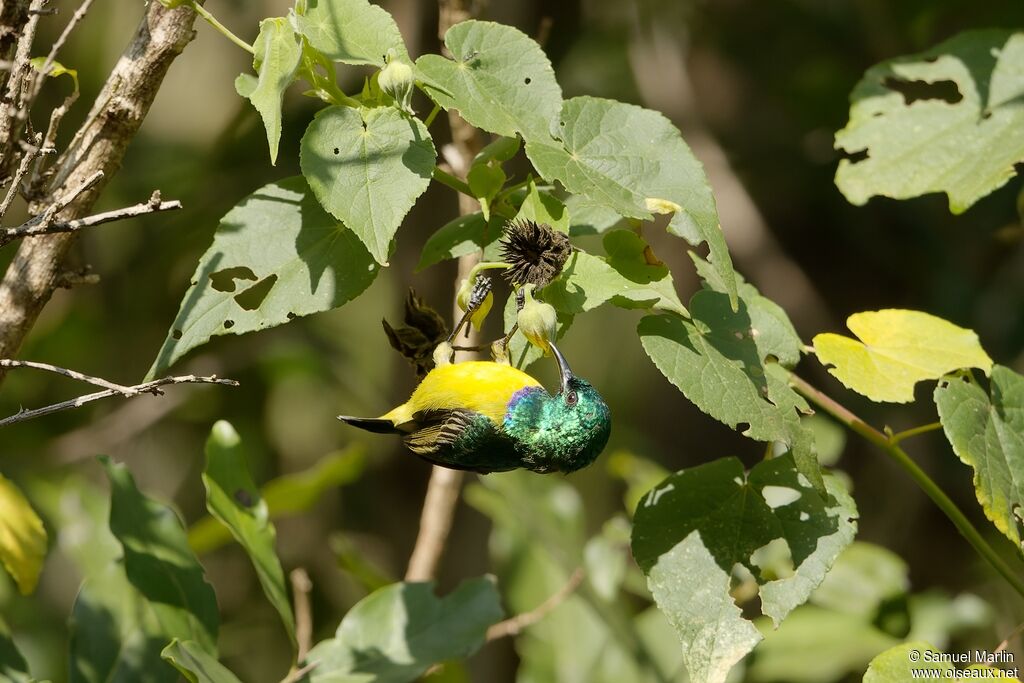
[
  {"xmin": 189, "ymin": 1, "xmax": 254, "ymax": 55},
  {"xmin": 424, "ymin": 102, "xmax": 441, "ymax": 127},
  {"xmin": 888, "ymin": 421, "xmax": 943, "ymax": 445},
  {"xmin": 789, "ymin": 374, "xmax": 1024, "ymax": 601},
  {"xmin": 432, "ymin": 165, "xmax": 473, "ymax": 197}
]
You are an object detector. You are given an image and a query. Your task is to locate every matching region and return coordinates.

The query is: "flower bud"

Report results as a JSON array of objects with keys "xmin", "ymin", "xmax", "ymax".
[
  {"xmin": 378, "ymin": 49, "xmax": 414, "ymax": 114},
  {"xmin": 516, "ymin": 284, "xmax": 557, "ymax": 356}
]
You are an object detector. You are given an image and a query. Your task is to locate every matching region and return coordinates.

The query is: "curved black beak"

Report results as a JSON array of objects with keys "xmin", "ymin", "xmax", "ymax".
[{"xmin": 549, "ymin": 341, "xmax": 573, "ymax": 394}]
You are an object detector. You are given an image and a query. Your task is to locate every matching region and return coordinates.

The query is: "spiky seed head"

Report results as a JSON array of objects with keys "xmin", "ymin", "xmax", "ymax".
[{"xmin": 500, "ymin": 219, "xmax": 571, "ymax": 287}]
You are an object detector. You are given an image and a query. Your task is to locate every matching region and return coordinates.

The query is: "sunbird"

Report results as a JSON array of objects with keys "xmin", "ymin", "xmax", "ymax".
[{"xmin": 338, "ymin": 342, "xmax": 611, "ymax": 474}]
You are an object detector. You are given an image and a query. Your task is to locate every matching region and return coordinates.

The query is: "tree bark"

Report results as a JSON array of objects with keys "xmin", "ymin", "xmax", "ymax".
[{"xmin": 0, "ymin": 2, "xmax": 201, "ymax": 385}]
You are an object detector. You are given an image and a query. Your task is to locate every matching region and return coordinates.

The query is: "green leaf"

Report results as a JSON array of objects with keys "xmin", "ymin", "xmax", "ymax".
[
  {"xmin": 565, "ymin": 194, "xmax": 626, "ymax": 236},
  {"xmin": 300, "ymin": 105, "xmax": 436, "ymax": 264},
  {"xmin": 148, "ymin": 177, "xmax": 378, "ymax": 377},
  {"xmin": 638, "ymin": 293, "xmax": 822, "ymax": 492},
  {"xmin": 202, "ymin": 422, "xmax": 295, "ymax": 649},
  {"xmin": 416, "ymin": 21, "xmax": 562, "ymax": 142},
  {"xmin": 161, "ymin": 641, "xmax": 242, "ymax": 683},
  {"xmin": 304, "ymin": 578, "xmax": 504, "ymax": 682},
  {"xmin": 526, "ymin": 96, "xmax": 736, "ymax": 306},
  {"xmin": 935, "ymin": 366, "xmax": 1024, "ymax": 551},
  {"xmin": 237, "ymin": 18, "xmax": 302, "ymax": 165},
  {"xmin": 294, "ymin": 0, "xmax": 408, "ymax": 67},
  {"xmin": 417, "ymin": 213, "xmax": 504, "ymax": 271},
  {"xmin": 0, "ymin": 618, "xmax": 30, "ymax": 683},
  {"xmin": 813, "ymin": 309, "xmax": 993, "ymax": 403},
  {"xmin": 101, "ymin": 457, "xmax": 219, "ymax": 654},
  {"xmin": 691, "ymin": 253, "xmax": 802, "ymax": 368},
  {"xmin": 810, "ymin": 542, "xmax": 909, "ymax": 620},
  {"xmin": 513, "ymin": 180, "xmax": 569, "ymax": 234},
  {"xmin": 70, "ymin": 460, "xmax": 219, "ymax": 682},
  {"xmin": 29, "ymin": 56, "xmax": 78, "ymax": 92},
  {"xmin": 467, "ymin": 163, "xmax": 504, "ymax": 221},
  {"xmin": 631, "ymin": 455, "xmax": 858, "ymax": 683},
  {"xmin": 835, "ymin": 30, "xmax": 1024, "ymax": 213},
  {"xmin": 188, "ymin": 446, "xmax": 366, "ymax": 555},
  {"xmin": 0, "ymin": 475, "xmax": 46, "ymax": 595},
  {"xmin": 544, "ymin": 231, "xmax": 687, "ymax": 316}
]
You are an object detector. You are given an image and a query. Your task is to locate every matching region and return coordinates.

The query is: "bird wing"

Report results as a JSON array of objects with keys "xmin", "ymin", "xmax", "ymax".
[
  {"xmin": 401, "ymin": 408, "xmax": 516, "ymax": 473},
  {"xmin": 384, "ymin": 361, "xmax": 544, "ymax": 426}
]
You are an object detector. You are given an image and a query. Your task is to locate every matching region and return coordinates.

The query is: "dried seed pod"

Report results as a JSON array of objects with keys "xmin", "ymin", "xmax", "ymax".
[{"xmin": 500, "ymin": 219, "xmax": 571, "ymax": 287}]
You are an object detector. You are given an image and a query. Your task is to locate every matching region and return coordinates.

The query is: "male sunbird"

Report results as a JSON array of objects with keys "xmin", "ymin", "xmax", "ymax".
[{"xmin": 338, "ymin": 341, "xmax": 610, "ymax": 474}]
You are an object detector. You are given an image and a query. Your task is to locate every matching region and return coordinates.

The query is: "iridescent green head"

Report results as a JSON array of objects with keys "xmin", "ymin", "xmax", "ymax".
[{"xmin": 504, "ymin": 343, "xmax": 611, "ymax": 473}]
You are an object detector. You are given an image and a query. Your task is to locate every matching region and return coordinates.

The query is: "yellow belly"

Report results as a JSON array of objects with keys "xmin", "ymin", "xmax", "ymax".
[{"xmin": 382, "ymin": 361, "xmax": 543, "ymax": 426}]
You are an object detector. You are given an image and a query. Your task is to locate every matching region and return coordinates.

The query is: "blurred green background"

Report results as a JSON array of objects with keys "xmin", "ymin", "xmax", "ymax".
[{"xmin": 2, "ymin": 0, "xmax": 1024, "ymax": 681}]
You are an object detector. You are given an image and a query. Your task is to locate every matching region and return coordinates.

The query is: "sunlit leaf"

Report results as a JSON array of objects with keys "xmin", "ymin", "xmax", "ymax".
[
  {"xmin": 236, "ymin": 18, "xmax": 302, "ymax": 165},
  {"xmin": 835, "ymin": 30, "xmax": 1024, "ymax": 213},
  {"xmin": 294, "ymin": 0, "xmax": 408, "ymax": 67},
  {"xmin": 863, "ymin": 642, "xmax": 1019, "ymax": 682},
  {"xmin": 29, "ymin": 56, "xmax": 78, "ymax": 91},
  {"xmin": 148, "ymin": 177, "xmax": 379, "ymax": 377},
  {"xmin": 514, "ymin": 180, "xmax": 569, "ymax": 234},
  {"xmin": 162, "ymin": 640, "xmax": 243, "ymax": 683},
  {"xmin": 304, "ymin": 578, "xmax": 503, "ymax": 681},
  {"xmin": 0, "ymin": 475, "xmax": 46, "ymax": 595},
  {"xmin": 813, "ymin": 309, "xmax": 993, "ymax": 403},
  {"xmin": 202, "ymin": 422, "xmax": 295, "ymax": 648},
  {"xmin": 632, "ymin": 455, "xmax": 857, "ymax": 683},
  {"xmin": 526, "ymin": 96, "xmax": 736, "ymax": 306},
  {"xmin": 417, "ymin": 213, "xmax": 504, "ymax": 271},
  {"xmin": 300, "ymin": 105, "xmax": 436, "ymax": 264},
  {"xmin": 935, "ymin": 366, "xmax": 1024, "ymax": 552},
  {"xmin": 416, "ymin": 20, "xmax": 562, "ymax": 142}
]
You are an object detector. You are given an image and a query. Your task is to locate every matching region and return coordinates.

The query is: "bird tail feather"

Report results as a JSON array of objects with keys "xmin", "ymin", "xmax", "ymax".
[{"xmin": 337, "ymin": 415, "xmax": 400, "ymax": 434}]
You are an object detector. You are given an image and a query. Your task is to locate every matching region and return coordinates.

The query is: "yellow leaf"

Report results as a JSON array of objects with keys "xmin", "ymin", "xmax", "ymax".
[
  {"xmin": 0, "ymin": 475, "xmax": 47, "ymax": 594},
  {"xmin": 644, "ymin": 197, "xmax": 682, "ymax": 215},
  {"xmin": 813, "ymin": 309, "xmax": 993, "ymax": 403}
]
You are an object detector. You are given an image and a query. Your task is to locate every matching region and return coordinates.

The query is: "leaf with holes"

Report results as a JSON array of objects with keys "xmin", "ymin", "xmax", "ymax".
[
  {"xmin": 835, "ymin": 30, "xmax": 1024, "ymax": 212},
  {"xmin": 526, "ymin": 96, "xmax": 736, "ymax": 306},
  {"xmin": 813, "ymin": 309, "xmax": 993, "ymax": 403},
  {"xmin": 293, "ymin": 0, "xmax": 408, "ymax": 67},
  {"xmin": 632, "ymin": 454, "xmax": 857, "ymax": 683},
  {"xmin": 235, "ymin": 18, "xmax": 302, "ymax": 165},
  {"xmin": 303, "ymin": 578, "xmax": 503, "ymax": 681},
  {"xmin": 0, "ymin": 475, "xmax": 46, "ymax": 596},
  {"xmin": 202, "ymin": 422, "xmax": 295, "ymax": 649},
  {"xmin": 148, "ymin": 177, "xmax": 378, "ymax": 378},
  {"xmin": 162, "ymin": 640, "xmax": 243, "ymax": 683},
  {"xmin": 416, "ymin": 20, "xmax": 562, "ymax": 142},
  {"xmin": 300, "ymin": 105, "xmax": 435, "ymax": 263},
  {"xmin": 935, "ymin": 366, "xmax": 1024, "ymax": 553},
  {"xmin": 638, "ymin": 291, "xmax": 823, "ymax": 492}
]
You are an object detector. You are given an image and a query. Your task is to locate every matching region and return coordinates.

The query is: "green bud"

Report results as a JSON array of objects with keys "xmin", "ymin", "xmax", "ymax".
[
  {"xmin": 517, "ymin": 284, "xmax": 557, "ymax": 356},
  {"xmin": 379, "ymin": 49, "xmax": 414, "ymax": 114},
  {"xmin": 456, "ymin": 277, "xmax": 493, "ymax": 331}
]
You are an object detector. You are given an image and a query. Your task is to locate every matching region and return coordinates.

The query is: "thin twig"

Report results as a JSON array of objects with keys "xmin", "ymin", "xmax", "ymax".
[
  {"xmin": 39, "ymin": 0, "xmax": 93, "ymax": 77},
  {"xmin": 994, "ymin": 622, "xmax": 1024, "ymax": 654},
  {"xmin": 0, "ymin": 133, "xmax": 41, "ymax": 218},
  {"xmin": 405, "ymin": 466, "xmax": 465, "ymax": 581},
  {"xmin": 290, "ymin": 568, "xmax": 313, "ymax": 663},
  {"xmin": 39, "ymin": 168, "xmax": 102, "ymax": 222},
  {"xmin": 886, "ymin": 421, "xmax": 943, "ymax": 445},
  {"xmin": 486, "ymin": 568, "xmax": 585, "ymax": 640},
  {"xmin": 0, "ymin": 358, "xmax": 135, "ymax": 392},
  {"xmin": 279, "ymin": 661, "xmax": 318, "ymax": 683},
  {"xmin": 1, "ymin": 195, "xmax": 181, "ymax": 246},
  {"xmin": 789, "ymin": 373, "xmax": 1024, "ymax": 601},
  {"xmin": 0, "ymin": 374, "xmax": 239, "ymax": 427}
]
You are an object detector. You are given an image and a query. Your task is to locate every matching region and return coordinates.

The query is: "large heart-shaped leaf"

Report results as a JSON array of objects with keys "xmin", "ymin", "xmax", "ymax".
[
  {"xmin": 300, "ymin": 105, "xmax": 436, "ymax": 264},
  {"xmin": 416, "ymin": 20, "xmax": 562, "ymax": 142},
  {"xmin": 526, "ymin": 96, "xmax": 736, "ymax": 305},
  {"xmin": 294, "ymin": 0, "xmax": 408, "ymax": 67},
  {"xmin": 148, "ymin": 177, "xmax": 378, "ymax": 377},
  {"xmin": 835, "ymin": 30, "xmax": 1024, "ymax": 212}
]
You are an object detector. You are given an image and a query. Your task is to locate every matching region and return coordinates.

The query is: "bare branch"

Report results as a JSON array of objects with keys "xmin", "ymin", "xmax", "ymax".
[
  {"xmin": 38, "ymin": 0, "xmax": 94, "ymax": 78},
  {"xmin": 0, "ymin": 358, "xmax": 135, "ymax": 392},
  {"xmin": 486, "ymin": 568, "xmax": 585, "ymax": 641},
  {"xmin": 0, "ymin": 373, "xmax": 239, "ymax": 428},
  {"xmin": 0, "ymin": 2, "xmax": 201, "ymax": 385},
  {"xmin": 290, "ymin": 568, "xmax": 313, "ymax": 663},
  {"xmin": 0, "ymin": 132, "xmax": 40, "ymax": 218},
  {"xmin": 1, "ymin": 194, "xmax": 181, "ymax": 247}
]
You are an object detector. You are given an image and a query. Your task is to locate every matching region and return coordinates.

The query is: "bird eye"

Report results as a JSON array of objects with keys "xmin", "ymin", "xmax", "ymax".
[{"xmin": 566, "ymin": 391, "xmax": 578, "ymax": 406}]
